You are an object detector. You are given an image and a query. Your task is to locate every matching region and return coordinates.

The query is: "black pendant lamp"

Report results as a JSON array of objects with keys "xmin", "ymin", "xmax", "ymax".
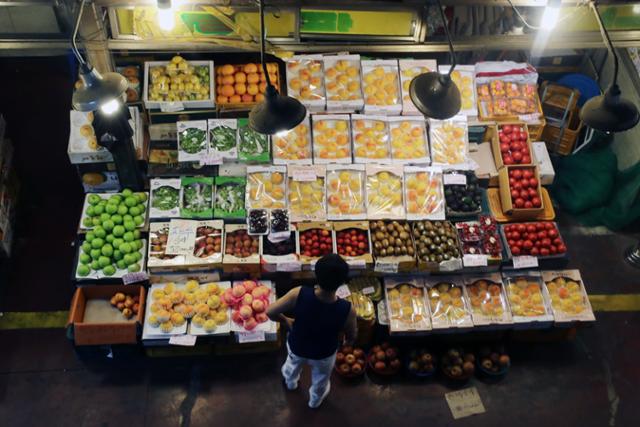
[
  {"xmin": 580, "ymin": 1, "xmax": 639, "ymax": 133},
  {"xmin": 249, "ymin": 0, "xmax": 306, "ymax": 135},
  {"xmin": 409, "ymin": 0, "xmax": 461, "ymax": 120}
]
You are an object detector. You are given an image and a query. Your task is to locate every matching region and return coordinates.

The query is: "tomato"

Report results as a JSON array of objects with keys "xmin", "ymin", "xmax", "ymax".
[
  {"xmin": 553, "ymin": 237, "xmax": 563, "ymax": 246},
  {"xmin": 526, "ymin": 225, "xmax": 536, "ymax": 233},
  {"xmin": 523, "ymin": 240, "xmax": 534, "ymax": 249},
  {"xmin": 538, "ymin": 231, "xmax": 548, "ymax": 240},
  {"xmin": 520, "ymin": 190, "xmax": 529, "ymax": 200},
  {"xmin": 517, "ymin": 224, "xmax": 526, "ymax": 233},
  {"xmin": 508, "ymin": 239, "xmax": 516, "ymax": 246},
  {"xmin": 511, "ymin": 231, "xmax": 520, "ymax": 240},
  {"xmin": 529, "ymin": 178, "xmax": 538, "ymax": 187},
  {"xmin": 556, "ymin": 244, "xmax": 567, "ymax": 253},
  {"xmin": 513, "ymin": 170, "xmax": 523, "ymax": 179},
  {"xmin": 500, "ymin": 134, "xmax": 510, "ymax": 145},
  {"xmin": 528, "ymin": 188, "xmax": 538, "ymax": 198},
  {"xmin": 524, "ymin": 201, "xmax": 533, "ymax": 208},
  {"xmin": 540, "ymin": 248, "xmax": 550, "ymax": 256},
  {"xmin": 514, "ymin": 198, "xmax": 525, "ymax": 208},
  {"xmin": 522, "ymin": 170, "xmax": 533, "ymax": 179},
  {"xmin": 504, "ymin": 156, "xmax": 514, "ymax": 165},
  {"xmin": 503, "ymin": 124, "xmax": 513, "ymax": 134},
  {"xmin": 549, "ymin": 245, "xmax": 557, "ymax": 254},
  {"xmin": 532, "ymin": 197, "xmax": 542, "ymax": 207},
  {"xmin": 516, "ymin": 240, "xmax": 524, "ymax": 247},
  {"xmin": 520, "ymin": 178, "xmax": 530, "ymax": 188},
  {"xmin": 511, "ymin": 246, "xmax": 521, "ymax": 255},
  {"xmin": 500, "ymin": 142, "xmax": 510, "ymax": 152},
  {"xmin": 544, "ymin": 222, "xmax": 555, "ymax": 230},
  {"xmin": 522, "ymin": 155, "xmax": 532, "ymax": 163},
  {"xmin": 530, "ymin": 247, "xmax": 540, "ymax": 256},
  {"xmin": 513, "ymin": 182, "xmax": 522, "ymax": 190},
  {"xmin": 547, "ymin": 229, "xmax": 558, "ymax": 238},
  {"xmin": 509, "ymin": 177, "xmax": 517, "ymax": 186},
  {"xmin": 511, "ymin": 190, "xmax": 520, "ymax": 199}
]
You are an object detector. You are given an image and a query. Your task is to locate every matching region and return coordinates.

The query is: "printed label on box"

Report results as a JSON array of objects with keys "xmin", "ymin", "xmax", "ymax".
[
  {"xmin": 238, "ymin": 330, "xmax": 265, "ymax": 343},
  {"xmin": 277, "ymin": 261, "xmax": 302, "ymax": 272},
  {"xmin": 169, "ymin": 334, "xmax": 197, "ymax": 346},
  {"xmin": 444, "ymin": 174, "xmax": 467, "ymax": 185},
  {"xmin": 165, "ymin": 219, "xmax": 198, "ymax": 255},
  {"xmin": 362, "ymin": 286, "xmax": 375, "ymax": 295},
  {"xmin": 512, "ymin": 255, "xmax": 539, "ymax": 269},
  {"xmin": 374, "ymin": 260, "xmax": 399, "ymax": 273},
  {"xmin": 122, "ymin": 271, "xmax": 149, "ymax": 285},
  {"xmin": 463, "ymin": 254, "xmax": 488, "ymax": 267},
  {"xmin": 160, "ymin": 102, "xmax": 185, "ymax": 112}
]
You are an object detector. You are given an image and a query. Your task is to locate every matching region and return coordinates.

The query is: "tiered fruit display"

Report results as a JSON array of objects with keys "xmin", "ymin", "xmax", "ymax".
[
  {"xmin": 503, "ymin": 222, "xmax": 566, "ymax": 257},
  {"xmin": 324, "ymin": 59, "xmax": 363, "ymax": 102},
  {"xmin": 299, "ymin": 228, "xmax": 333, "ymax": 258},
  {"xmin": 368, "ymin": 342, "xmax": 401, "ymax": 375},
  {"xmin": 77, "ymin": 190, "xmax": 148, "ymax": 277},
  {"xmin": 505, "ymin": 167, "xmax": 541, "ymax": 209},
  {"xmin": 326, "ymin": 168, "xmax": 366, "ymax": 218},
  {"xmin": 478, "ymin": 345, "xmax": 510, "ymax": 375},
  {"xmin": 370, "ymin": 220, "xmax": 414, "ymax": 258},
  {"xmin": 430, "ymin": 120, "xmax": 468, "ymax": 165},
  {"xmin": 362, "ymin": 64, "xmax": 400, "ymax": 107},
  {"xmin": 193, "ymin": 225, "xmax": 222, "ymax": 259},
  {"xmin": 407, "ymin": 349, "xmax": 436, "ymax": 376},
  {"xmin": 225, "ymin": 280, "xmax": 271, "ymax": 331},
  {"xmin": 272, "ymin": 119, "xmax": 312, "ymax": 163},
  {"xmin": 386, "ymin": 282, "xmax": 429, "ymax": 329},
  {"xmin": 246, "ymin": 170, "xmax": 286, "ymax": 210},
  {"xmin": 224, "ymin": 229, "xmax": 259, "ymax": 258},
  {"xmin": 412, "ymin": 220, "xmax": 460, "ymax": 264},
  {"xmin": 467, "ymin": 279, "xmax": 507, "ymax": 317},
  {"xmin": 109, "ymin": 292, "xmax": 141, "ymax": 319},
  {"xmin": 441, "ymin": 348, "xmax": 475, "ymax": 380},
  {"xmin": 497, "ymin": 124, "xmax": 532, "ymax": 165},
  {"xmin": 336, "ymin": 228, "xmax": 369, "ymax": 258},
  {"xmin": 215, "ymin": 62, "xmax": 277, "ymax": 105},
  {"xmin": 428, "ymin": 282, "xmax": 469, "ymax": 323},
  {"xmin": 288, "ymin": 175, "xmax": 326, "ymax": 220},
  {"xmin": 505, "ymin": 276, "xmax": 547, "ymax": 317},
  {"xmin": 190, "ymin": 282, "xmax": 230, "ymax": 333},
  {"xmin": 286, "ymin": 58, "xmax": 325, "ymax": 103},
  {"xmin": 444, "ymin": 171, "xmax": 482, "ymax": 214},
  {"xmin": 352, "ymin": 118, "xmax": 390, "ymax": 160},
  {"xmin": 312, "ymin": 117, "xmax": 352, "ymax": 162},
  {"xmin": 405, "ymin": 170, "xmax": 444, "ymax": 217},
  {"xmin": 148, "ymin": 56, "xmax": 211, "ymax": 102},
  {"xmin": 366, "ymin": 170, "xmax": 404, "ymax": 218},
  {"xmin": 388, "ymin": 120, "xmax": 429, "ymax": 161},
  {"xmin": 545, "ymin": 276, "xmax": 589, "ymax": 316},
  {"xmin": 335, "ymin": 345, "xmax": 367, "ymax": 377}
]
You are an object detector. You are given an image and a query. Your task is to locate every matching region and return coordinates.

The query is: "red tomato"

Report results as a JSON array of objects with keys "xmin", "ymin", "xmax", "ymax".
[
  {"xmin": 523, "ymin": 240, "xmax": 534, "ymax": 249},
  {"xmin": 500, "ymin": 134, "xmax": 511, "ymax": 144},
  {"xmin": 540, "ymin": 248, "xmax": 550, "ymax": 256},
  {"xmin": 520, "ymin": 178, "xmax": 530, "ymax": 188},
  {"xmin": 524, "ymin": 201, "xmax": 533, "ymax": 208},
  {"xmin": 513, "ymin": 182, "xmax": 522, "ymax": 190},
  {"xmin": 520, "ymin": 190, "xmax": 530, "ymax": 200},
  {"xmin": 515, "ymin": 198, "xmax": 525, "ymax": 208},
  {"xmin": 511, "ymin": 190, "xmax": 520, "ymax": 199},
  {"xmin": 530, "ymin": 247, "xmax": 540, "ymax": 256},
  {"xmin": 529, "ymin": 178, "xmax": 538, "ymax": 187},
  {"xmin": 556, "ymin": 244, "xmax": 567, "ymax": 253},
  {"xmin": 522, "ymin": 155, "xmax": 532, "ymax": 163},
  {"xmin": 509, "ymin": 177, "xmax": 517, "ymax": 186},
  {"xmin": 527, "ymin": 225, "xmax": 536, "ymax": 233},
  {"xmin": 541, "ymin": 238, "xmax": 551, "ymax": 247},
  {"xmin": 503, "ymin": 124, "xmax": 513, "ymax": 134},
  {"xmin": 547, "ymin": 229, "xmax": 558, "ymax": 238},
  {"xmin": 522, "ymin": 169, "xmax": 533, "ymax": 179},
  {"xmin": 553, "ymin": 238, "xmax": 563, "ymax": 246},
  {"xmin": 544, "ymin": 222, "xmax": 554, "ymax": 230},
  {"xmin": 538, "ymin": 230, "xmax": 548, "ymax": 239},
  {"xmin": 511, "ymin": 246, "xmax": 521, "ymax": 255},
  {"xmin": 532, "ymin": 197, "xmax": 542, "ymax": 207},
  {"xmin": 513, "ymin": 151, "xmax": 523, "ymax": 163},
  {"xmin": 508, "ymin": 239, "xmax": 516, "ymax": 246},
  {"xmin": 512, "ymin": 231, "xmax": 520, "ymax": 240},
  {"xmin": 517, "ymin": 224, "xmax": 526, "ymax": 233},
  {"xmin": 549, "ymin": 245, "xmax": 557, "ymax": 254},
  {"xmin": 512, "ymin": 170, "xmax": 523, "ymax": 179},
  {"xmin": 528, "ymin": 188, "xmax": 538, "ymax": 198},
  {"xmin": 504, "ymin": 156, "xmax": 514, "ymax": 165}
]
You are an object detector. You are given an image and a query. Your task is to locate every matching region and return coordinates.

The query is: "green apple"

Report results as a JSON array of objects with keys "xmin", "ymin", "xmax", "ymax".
[
  {"xmin": 90, "ymin": 248, "xmax": 101, "ymax": 260},
  {"xmin": 133, "ymin": 230, "xmax": 141, "ymax": 239},
  {"xmin": 133, "ymin": 215, "xmax": 144, "ymax": 226},
  {"xmin": 112, "ymin": 225, "xmax": 125, "ymax": 237},
  {"xmin": 113, "ymin": 250, "xmax": 123, "ymax": 261},
  {"xmin": 79, "ymin": 253, "xmax": 90, "ymax": 264},
  {"xmin": 99, "ymin": 213, "xmax": 111, "ymax": 222},
  {"xmin": 123, "ymin": 214, "xmax": 133, "ymax": 223},
  {"xmin": 102, "ymin": 220, "xmax": 115, "ymax": 232},
  {"xmin": 90, "ymin": 260, "xmax": 100, "ymax": 270},
  {"xmin": 86, "ymin": 206, "xmax": 95, "ymax": 217},
  {"xmin": 128, "ymin": 206, "xmax": 141, "ymax": 217},
  {"xmin": 81, "ymin": 242, "xmax": 92, "ymax": 254},
  {"xmin": 102, "ymin": 265, "xmax": 116, "ymax": 276},
  {"xmin": 82, "ymin": 217, "xmax": 94, "ymax": 228},
  {"xmin": 105, "ymin": 203, "xmax": 118, "ymax": 214},
  {"xmin": 93, "ymin": 204, "xmax": 104, "ymax": 215},
  {"xmin": 124, "ymin": 220, "xmax": 136, "ymax": 231},
  {"xmin": 123, "ymin": 231, "xmax": 134, "ymax": 242},
  {"xmin": 119, "ymin": 242, "xmax": 132, "ymax": 254},
  {"xmin": 101, "ymin": 244, "xmax": 113, "ymax": 257},
  {"xmin": 91, "ymin": 237, "xmax": 104, "ymax": 249},
  {"xmin": 124, "ymin": 253, "xmax": 136, "ymax": 265},
  {"xmin": 92, "ymin": 217, "xmax": 101, "ymax": 227},
  {"xmin": 112, "ymin": 238, "xmax": 124, "ymax": 248},
  {"xmin": 85, "ymin": 232, "xmax": 95, "ymax": 242},
  {"xmin": 135, "ymin": 192, "xmax": 148, "ymax": 203},
  {"xmin": 117, "ymin": 205, "xmax": 128, "ymax": 215},
  {"xmin": 124, "ymin": 196, "xmax": 138, "ymax": 208},
  {"xmin": 111, "ymin": 214, "xmax": 123, "ymax": 225},
  {"xmin": 77, "ymin": 264, "xmax": 91, "ymax": 277},
  {"xmin": 105, "ymin": 234, "xmax": 115, "ymax": 244},
  {"xmin": 88, "ymin": 194, "xmax": 101, "ymax": 205},
  {"xmin": 116, "ymin": 259, "xmax": 127, "ymax": 270},
  {"xmin": 127, "ymin": 263, "xmax": 141, "ymax": 273},
  {"xmin": 133, "ymin": 251, "xmax": 142, "ymax": 262},
  {"xmin": 94, "ymin": 227, "xmax": 106, "ymax": 239},
  {"xmin": 98, "ymin": 256, "xmax": 111, "ymax": 268},
  {"xmin": 122, "ymin": 188, "xmax": 133, "ymax": 197}
]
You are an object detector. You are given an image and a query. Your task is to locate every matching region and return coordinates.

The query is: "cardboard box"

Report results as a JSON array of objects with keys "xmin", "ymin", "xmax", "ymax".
[
  {"xmin": 333, "ymin": 221, "xmax": 373, "ymax": 269},
  {"xmin": 365, "ymin": 164, "xmax": 406, "ymax": 220},
  {"xmin": 498, "ymin": 165, "xmax": 544, "ymax": 217},
  {"xmin": 325, "ymin": 164, "xmax": 367, "ymax": 220},
  {"xmin": 185, "ymin": 220, "xmax": 224, "ymax": 268},
  {"xmin": 424, "ymin": 276, "xmax": 474, "ymax": 329},
  {"xmin": 311, "ymin": 115, "xmax": 353, "ymax": 164},
  {"xmin": 246, "ymin": 166, "xmax": 287, "ymax": 211},
  {"xmin": 488, "ymin": 122, "xmax": 534, "ymax": 169},
  {"xmin": 296, "ymin": 221, "xmax": 335, "ymax": 270},
  {"xmin": 541, "ymin": 269, "xmax": 595, "ymax": 324},
  {"xmin": 532, "ymin": 141, "xmax": 556, "ymax": 185},
  {"xmin": 143, "ymin": 60, "xmax": 215, "ymax": 110},
  {"xmin": 370, "ymin": 220, "xmax": 416, "ymax": 273},
  {"xmin": 462, "ymin": 273, "xmax": 513, "ymax": 327},
  {"xmin": 285, "ymin": 55, "xmax": 326, "ymax": 112},
  {"xmin": 404, "ymin": 166, "xmax": 445, "ymax": 221},
  {"xmin": 147, "ymin": 222, "xmax": 187, "ymax": 272},
  {"xmin": 215, "ymin": 62, "xmax": 280, "ymax": 110},
  {"xmin": 470, "ymin": 142, "xmax": 499, "ymax": 186},
  {"xmin": 222, "ymin": 224, "xmax": 261, "ymax": 274},
  {"xmin": 272, "ymin": 114, "xmax": 313, "ymax": 165},
  {"xmin": 68, "ymin": 285, "xmax": 145, "ymax": 345},
  {"xmin": 386, "ymin": 116, "xmax": 430, "ymax": 164}
]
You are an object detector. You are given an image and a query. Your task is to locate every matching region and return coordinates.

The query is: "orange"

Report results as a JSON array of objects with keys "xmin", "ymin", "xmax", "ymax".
[
  {"xmin": 220, "ymin": 85, "xmax": 235, "ymax": 97},
  {"xmin": 234, "ymin": 72, "xmax": 247, "ymax": 84},
  {"xmin": 255, "ymin": 93, "xmax": 265, "ymax": 102},
  {"xmin": 244, "ymin": 63, "xmax": 258, "ymax": 74},
  {"xmin": 221, "ymin": 64, "xmax": 235, "ymax": 76},
  {"xmin": 217, "ymin": 95, "xmax": 229, "ymax": 104},
  {"xmin": 259, "ymin": 82, "xmax": 267, "ymax": 93},
  {"xmin": 247, "ymin": 84, "xmax": 259, "ymax": 96},
  {"xmin": 266, "ymin": 63, "xmax": 278, "ymax": 73},
  {"xmin": 242, "ymin": 94, "xmax": 254, "ymax": 103},
  {"xmin": 234, "ymin": 83, "xmax": 247, "ymax": 95},
  {"xmin": 247, "ymin": 73, "xmax": 260, "ymax": 84},
  {"xmin": 229, "ymin": 95, "xmax": 242, "ymax": 103},
  {"xmin": 222, "ymin": 75, "xmax": 235, "ymax": 85}
]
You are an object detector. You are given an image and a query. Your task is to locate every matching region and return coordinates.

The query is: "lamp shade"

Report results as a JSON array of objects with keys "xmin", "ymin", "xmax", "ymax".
[
  {"xmin": 72, "ymin": 65, "xmax": 128, "ymax": 112},
  {"xmin": 580, "ymin": 85, "xmax": 640, "ymax": 132},
  {"xmin": 249, "ymin": 85, "xmax": 307, "ymax": 135},
  {"xmin": 409, "ymin": 72, "xmax": 461, "ymax": 120}
]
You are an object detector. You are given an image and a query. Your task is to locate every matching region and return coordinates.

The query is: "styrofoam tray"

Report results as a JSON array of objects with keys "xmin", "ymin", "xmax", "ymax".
[
  {"xmin": 79, "ymin": 192, "xmax": 149, "ymax": 230},
  {"xmin": 142, "ymin": 284, "xmax": 189, "ymax": 340},
  {"xmin": 75, "ymin": 239, "xmax": 147, "ymax": 280},
  {"xmin": 229, "ymin": 280, "xmax": 278, "ymax": 334},
  {"xmin": 188, "ymin": 281, "xmax": 232, "ymax": 336}
]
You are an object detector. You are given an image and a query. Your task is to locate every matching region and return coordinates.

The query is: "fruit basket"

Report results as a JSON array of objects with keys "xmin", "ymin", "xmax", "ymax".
[
  {"xmin": 351, "ymin": 115, "xmax": 392, "ymax": 163},
  {"xmin": 361, "ymin": 59, "xmax": 402, "ymax": 115},
  {"xmin": 323, "ymin": 54, "xmax": 364, "ymax": 111},
  {"xmin": 406, "ymin": 349, "xmax": 437, "ymax": 378},
  {"xmin": 477, "ymin": 345, "xmax": 510, "ymax": 377},
  {"xmin": 399, "ymin": 59, "xmax": 437, "ymax": 115},
  {"xmin": 142, "ymin": 283, "xmax": 191, "ymax": 340},
  {"xmin": 387, "ymin": 117, "xmax": 430, "ymax": 164},
  {"xmin": 287, "ymin": 165, "xmax": 327, "ymax": 222},
  {"xmin": 367, "ymin": 343, "xmax": 402, "ymax": 376},
  {"xmin": 326, "ymin": 165, "xmax": 367, "ymax": 220},
  {"xmin": 215, "ymin": 62, "xmax": 279, "ymax": 108},
  {"xmin": 144, "ymin": 58, "xmax": 214, "ymax": 109},
  {"xmin": 286, "ymin": 55, "xmax": 326, "ymax": 112},
  {"xmin": 441, "ymin": 348, "xmax": 475, "ymax": 382},
  {"xmin": 541, "ymin": 269, "xmax": 595, "ymax": 324},
  {"xmin": 335, "ymin": 345, "xmax": 367, "ymax": 379},
  {"xmin": 463, "ymin": 274, "xmax": 513, "ymax": 327}
]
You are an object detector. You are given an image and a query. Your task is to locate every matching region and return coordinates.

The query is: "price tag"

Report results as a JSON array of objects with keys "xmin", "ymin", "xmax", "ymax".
[
  {"xmin": 238, "ymin": 330, "xmax": 265, "ymax": 344},
  {"xmin": 169, "ymin": 334, "xmax": 197, "ymax": 346},
  {"xmin": 463, "ymin": 254, "xmax": 488, "ymax": 267},
  {"xmin": 165, "ymin": 219, "xmax": 198, "ymax": 255},
  {"xmin": 374, "ymin": 260, "xmax": 399, "ymax": 274},
  {"xmin": 291, "ymin": 169, "xmax": 317, "ymax": 182},
  {"xmin": 268, "ymin": 231, "xmax": 291, "ymax": 243},
  {"xmin": 347, "ymin": 259, "xmax": 366, "ymax": 269},
  {"xmin": 362, "ymin": 286, "xmax": 375, "ymax": 295},
  {"xmin": 444, "ymin": 173, "xmax": 467, "ymax": 186},
  {"xmin": 518, "ymin": 113, "xmax": 539, "ymax": 123},
  {"xmin": 336, "ymin": 284, "xmax": 351, "ymax": 299},
  {"xmin": 122, "ymin": 271, "xmax": 148, "ymax": 285},
  {"xmin": 276, "ymin": 261, "xmax": 301, "ymax": 272},
  {"xmin": 199, "ymin": 152, "xmax": 223, "ymax": 166},
  {"xmin": 160, "ymin": 101, "xmax": 185, "ymax": 112},
  {"xmin": 512, "ymin": 255, "xmax": 539, "ymax": 269},
  {"xmin": 445, "ymin": 387, "xmax": 486, "ymax": 419}
]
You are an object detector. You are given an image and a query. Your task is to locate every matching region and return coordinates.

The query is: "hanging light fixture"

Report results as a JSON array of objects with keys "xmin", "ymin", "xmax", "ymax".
[
  {"xmin": 580, "ymin": 0, "xmax": 639, "ymax": 132},
  {"xmin": 249, "ymin": 0, "xmax": 306, "ymax": 135},
  {"xmin": 409, "ymin": 0, "xmax": 461, "ymax": 120}
]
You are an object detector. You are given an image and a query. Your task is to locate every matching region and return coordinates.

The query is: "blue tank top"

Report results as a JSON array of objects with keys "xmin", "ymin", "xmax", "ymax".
[{"xmin": 288, "ymin": 286, "xmax": 351, "ymax": 360}]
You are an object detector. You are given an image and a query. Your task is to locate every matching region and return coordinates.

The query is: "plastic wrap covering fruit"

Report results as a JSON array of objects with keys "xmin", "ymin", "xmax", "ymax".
[
  {"xmin": 208, "ymin": 119, "xmax": 237, "ymax": 160},
  {"xmin": 323, "ymin": 55, "xmax": 364, "ymax": 109},
  {"xmin": 181, "ymin": 177, "xmax": 213, "ymax": 218},
  {"xmin": 404, "ymin": 167, "xmax": 445, "ymax": 220},
  {"xmin": 351, "ymin": 115, "xmax": 391, "ymax": 163},
  {"xmin": 399, "ymin": 59, "xmax": 437, "ymax": 115},
  {"xmin": 214, "ymin": 177, "xmax": 246, "ymax": 219},
  {"xmin": 542, "ymin": 270, "xmax": 595, "ymax": 323},
  {"xmin": 177, "ymin": 120, "xmax": 208, "ymax": 162},
  {"xmin": 429, "ymin": 118, "xmax": 470, "ymax": 168},
  {"xmin": 427, "ymin": 281, "xmax": 472, "ymax": 327},
  {"xmin": 440, "ymin": 65, "xmax": 476, "ymax": 115},
  {"xmin": 286, "ymin": 55, "xmax": 326, "ymax": 109},
  {"xmin": 263, "ymin": 231, "xmax": 296, "ymax": 256},
  {"xmin": 365, "ymin": 165, "xmax": 405, "ymax": 220},
  {"xmin": 150, "ymin": 179, "xmax": 180, "ymax": 218},
  {"xmin": 361, "ymin": 60, "xmax": 401, "ymax": 114},
  {"xmin": 287, "ymin": 165, "xmax": 326, "ymax": 222},
  {"xmin": 272, "ymin": 115, "xmax": 312, "ymax": 165},
  {"xmin": 345, "ymin": 292, "xmax": 375, "ymax": 321},
  {"xmin": 144, "ymin": 283, "xmax": 190, "ymax": 336},
  {"xmin": 326, "ymin": 166, "xmax": 366, "ymax": 220},
  {"xmin": 237, "ymin": 118, "xmax": 269, "ymax": 163},
  {"xmin": 503, "ymin": 274, "xmax": 552, "ymax": 321},
  {"xmin": 247, "ymin": 209, "xmax": 269, "ymax": 235},
  {"xmin": 193, "ymin": 224, "xmax": 222, "ymax": 259},
  {"xmin": 312, "ymin": 115, "xmax": 352, "ymax": 163},
  {"xmin": 246, "ymin": 167, "xmax": 286, "ymax": 210},
  {"xmin": 466, "ymin": 278, "xmax": 509, "ymax": 321},
  {"xmin": 387, "ymin": 117, "xmax": 430, "ymax": 164},
  {"xmin": 385, "ymin": 279, "xmax": 431, "ymax": 332},
  {"xmin": 456, "ymin": 216, "xmax": 502, "ymax": 260}
]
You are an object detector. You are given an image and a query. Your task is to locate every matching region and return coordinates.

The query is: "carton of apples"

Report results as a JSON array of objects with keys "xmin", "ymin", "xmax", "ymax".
[
  {"xmin": 227, "ymin": 280, "xmax": 275, "ymax": 332},
  {"xmin": 491, "ymin": 122, "xmax": 533, "ymax": 168}
]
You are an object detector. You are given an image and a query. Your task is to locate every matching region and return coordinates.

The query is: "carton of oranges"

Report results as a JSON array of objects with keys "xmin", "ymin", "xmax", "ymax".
[
  {"xmin": 429, "ymin": 117, "xmax": 470, "ymax": 167},
  {"xmin": 398, "ymin": 59, "xmax": 437, "ymax": 115},
  {"xmin": 323, "ymin": 55, "xmax": 364, "ymax": 111},
  {"xmin": 246, "ymin": 166, "xmax": 287, "ymax": 210},
  {"xmin": 439, "ymin": 65, "xmax": 476, "ymax": 116},
  {"xmin": 272, "ymin": 114, "xmax": 312, "ymax": 165},
  {"xmin": 287, "ymin": 165, "xmax": 327, "ymax": 222},
  {"xmin": 285, "ymin": 55, "xmax": 326, "ymax": 111},
  {"xmin": 387, "ymin": 117, "xmax": 430, "ymax": 164},
  {"xmin": 311, "ymin": 115, "xmax": 352, "ymax": 164},
  {"xmin": 365, "ymin": 164, "xmax": 405, "ymax": 220},
  {"xmin": 404, "ymin": 166, "xmax": 445, "ymax": 220},
  {"xmin": 326, "ymin": 165, "xmax": 366, "ymax": 220},
  {"xmin": 215, "ymin": 62, "xmax": 279, "ymax": 106},
  {"xmin": 361, "ymin": 60, "xmax": 402, "ymax": 115},
  {"xmin": 351, "ymin": 115, "xmax": 391, "ymax": 163}
]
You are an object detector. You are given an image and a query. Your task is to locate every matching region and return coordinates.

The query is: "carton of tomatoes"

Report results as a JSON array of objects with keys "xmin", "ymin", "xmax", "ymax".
[
  {"xmin": 296, "ymin": 222, "xmax": 335, "ymax": 270},
  {"xmin": 490, "ymin": 122, "xmax": 533, "ymax": 168},
  {"xmin": 501, "ymin": 221, "xmax": 567, "ymax": 259},
  {"xmin": 498, "ymin": 165, "xmax": 543, "ymax": 216},
  {"xmin": 333, "ymin": 221, "xmax": 373, "ymax": 269}
]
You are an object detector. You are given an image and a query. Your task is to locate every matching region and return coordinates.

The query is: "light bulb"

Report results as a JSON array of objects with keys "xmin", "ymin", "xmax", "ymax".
[
  {"xmin": 540, "ymin": 2, "xmax": 560, "ymax": 31},
  {"xmin": 100, "ymin": 99, "xmax": 120, "ymax": 115},
  {"xmin": 157, "ymin": 7, "xmax": 175, "ymax": 31}
]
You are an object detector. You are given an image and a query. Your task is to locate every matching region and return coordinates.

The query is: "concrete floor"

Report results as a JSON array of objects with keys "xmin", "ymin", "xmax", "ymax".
[{"xmin": 1, "ymin": 57, "xmax": 640, "ymax": 427}]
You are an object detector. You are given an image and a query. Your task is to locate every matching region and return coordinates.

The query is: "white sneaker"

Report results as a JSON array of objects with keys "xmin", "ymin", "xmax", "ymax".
[
  {"xmin": 308, "ymin": 383, "xmax": 331, "ymax": 409},
  {"xmin": 281, "ymin": 365, "xmax": 298, "ymax": 391}
]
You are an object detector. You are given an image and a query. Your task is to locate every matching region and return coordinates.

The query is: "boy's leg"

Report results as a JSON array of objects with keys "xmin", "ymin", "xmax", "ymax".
[
  {"xmin": 281, "ymin": 342, "xmax": 304, "ymax": 390},
  {"xmin": 308, "ymin": 353, "xmax": 337, "ymax": 408}
]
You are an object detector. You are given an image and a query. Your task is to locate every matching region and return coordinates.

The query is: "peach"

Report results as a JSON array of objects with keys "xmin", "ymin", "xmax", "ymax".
[
  {"xmin": 255, "ymin": 312, "xmax": 269, "ymax": 323},
  {"xmin": 242, "ymin": 293, "xmax": 253, "ymax": 306},
  {"xmin": 232, "ymin": 284, "xmax": 246, "ymax": 298},
  {"xmin": 231, "ymin": 310, "xmax": 243, "ymax": 325},
  {"xmin": 252, "ymin": 299, "xmax": 266, "ymax": 313},
  {"xmin": 244, "ymin": 317, "xmax": 258, "ymax": 331},
  {"xmin": 239, "ymin": 305, "xmax": 253, "ymax": 320}
]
